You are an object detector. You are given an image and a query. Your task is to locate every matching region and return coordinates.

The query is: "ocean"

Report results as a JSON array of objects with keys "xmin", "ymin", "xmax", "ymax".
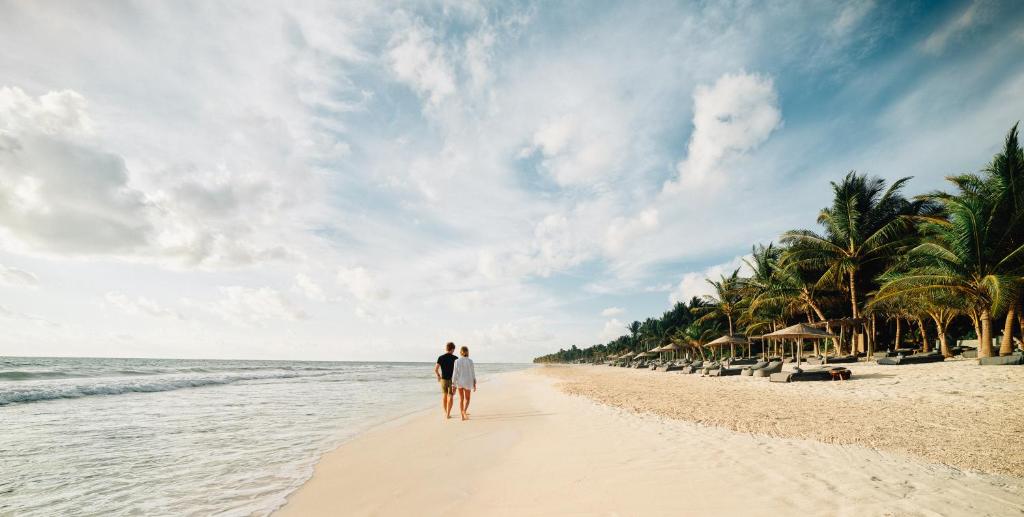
[{"xmin": 0, "ymin": 356, "xmax": 530, "ymax": 516}]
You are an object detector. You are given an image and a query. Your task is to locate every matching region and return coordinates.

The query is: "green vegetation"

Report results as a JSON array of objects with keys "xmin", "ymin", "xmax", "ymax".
[{"xmin": 535, "ymin": 123, "xmax": 1024, "ymax": 364}]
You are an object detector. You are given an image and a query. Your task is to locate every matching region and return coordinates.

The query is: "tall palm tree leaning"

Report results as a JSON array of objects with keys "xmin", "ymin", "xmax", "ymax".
[
  {"xmin": 781, "ymin": 172, "xmax": 932, "ymax": 356},
  {"xmin": 875, "ymin": 125, "xmax": 1024, "ymax": 357}
]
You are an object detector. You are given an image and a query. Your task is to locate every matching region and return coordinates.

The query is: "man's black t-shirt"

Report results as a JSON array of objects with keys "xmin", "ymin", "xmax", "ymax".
[{"xmin": 436, "ymin": 353, "xmax": 457, "ymax": 380}]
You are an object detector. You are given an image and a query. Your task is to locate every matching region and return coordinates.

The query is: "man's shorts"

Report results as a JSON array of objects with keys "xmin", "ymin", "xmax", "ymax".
[{"xmin": 439, "ymin": 379, "xmax": 453, "ymax": 394}]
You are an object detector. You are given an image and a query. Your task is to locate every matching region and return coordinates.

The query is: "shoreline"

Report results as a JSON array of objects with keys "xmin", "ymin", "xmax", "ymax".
[{"xmin": 275, "ymin": 367, "xmax": 1024, "ymax": 516}]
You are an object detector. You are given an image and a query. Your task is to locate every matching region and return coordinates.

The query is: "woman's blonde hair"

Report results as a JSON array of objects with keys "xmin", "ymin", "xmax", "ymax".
[{"xmin": 460, "ymin": 346, "xmax": 469, "ymax": 357}]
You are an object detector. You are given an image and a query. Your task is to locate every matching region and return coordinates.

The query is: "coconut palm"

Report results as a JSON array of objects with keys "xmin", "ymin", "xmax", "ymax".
[
  {"xmin": 693, "ymin": 269, "xmax": 746, "ymax": 336},
  {"xmin": 984, "ymin": 124, "xmax": 1024, "ymax": 355},
  {"xmin": 626, "ymin": 320, "xmax": 642, "ymax": 352},
  {"xmin": 875, "ymin": 179, "xmax": 1024, "ymax": 357},
  {"xmin": 782, "ymin": 172, "xmax": 933, "ymax": 355}
]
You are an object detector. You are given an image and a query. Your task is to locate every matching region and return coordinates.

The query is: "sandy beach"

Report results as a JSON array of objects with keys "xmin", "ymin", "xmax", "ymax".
[{"xmin": 277, "ymin": 365, "xmax": 1024, "ymax": 516}]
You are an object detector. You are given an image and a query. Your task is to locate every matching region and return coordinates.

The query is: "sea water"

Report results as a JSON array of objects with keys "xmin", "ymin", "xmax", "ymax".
[{"xmin": 0, "ymin": 356, "xmax": 529, "ymax": 516}]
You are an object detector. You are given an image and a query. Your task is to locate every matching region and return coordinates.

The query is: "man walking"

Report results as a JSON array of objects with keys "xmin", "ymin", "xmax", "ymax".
[{"xmin": 434, "ymin": 342, "xmax": 458, "ymax": 420}]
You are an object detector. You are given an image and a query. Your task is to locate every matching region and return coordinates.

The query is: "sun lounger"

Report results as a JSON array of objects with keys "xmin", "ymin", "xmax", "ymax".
[
  {"xmin": 807, "ymin": 355, "xmax": 858, "ymax": 365},
  {"xmin": 752, "ymin": 360, "xmax": 783, "ymax": 378},
  {"xmin": 726, "ymin": 358, "xmax": 757, "ymax": 366},
  {"xmin": 740, "ymin": 360, "xmax": 769, "ymax": 376},
  {"xmin": 877, "ymin": 352, "xmax": 945, "ymax": 365},
  {"xmin": 706, "ymin": 365, "xmax": 744, "ymax": 377},
  {"xmin": 700, "ymin": 361, "xmax": 722, "ymax": 376},
  {"xmin": 680, "ymin": 360, "xmax": 703, "ymax": 374},
  {"xmin": 978, "ymin": 354, "xmax": 1024, "ymax": 365},
  {"xmin": 770, "ymin": 367, "xmax": 851, "ymax": 383}
]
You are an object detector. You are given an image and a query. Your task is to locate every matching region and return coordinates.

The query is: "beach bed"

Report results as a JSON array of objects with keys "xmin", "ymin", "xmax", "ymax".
[
  {"xmin": 770, "ymin": 367, "xmax": 851, "ymax": 383},
  {"xmin": 877, "ymin": 352, "xmax": 944, "ymax": 365},
  {"xmin": 978, "ymin": 354, "xmax": 1024, "ymax": 366}
]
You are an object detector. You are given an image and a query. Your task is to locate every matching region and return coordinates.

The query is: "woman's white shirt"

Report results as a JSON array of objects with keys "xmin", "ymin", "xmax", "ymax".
[{"xmin": 452, "ymin": 357, "xmax": 476, "ymax": 389}]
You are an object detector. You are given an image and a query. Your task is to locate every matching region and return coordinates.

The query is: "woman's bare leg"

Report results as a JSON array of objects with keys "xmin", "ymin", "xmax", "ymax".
[
  {"xmin": 458, "ymin": 388, "xmax": 468, "ymax": 420},
  {"xmin": 464, "ymin": 389, "xmax": 471, "ymax": 415}
]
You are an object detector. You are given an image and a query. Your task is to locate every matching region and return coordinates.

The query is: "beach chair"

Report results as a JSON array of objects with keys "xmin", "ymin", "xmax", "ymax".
[
  {"xmin": 769, "ymin": 367, "xmax": 851, "ymax": 383},
  {"xmin": 740, "ymin": 360, "xmax": 769, "ymax": 376},
  {"xmin": 876, "ymin": 351, "xmax": 944, "ymax": 365},
  {"xmin": 978, "ymin": 353, "xmax": 1024, "ymax": 366},
  {"xmin": 699, "ymin": 361, "xmax": 721, "ymax": 376},
  {"xmin": 752, "ymin": 360, "xmax": 783, "ymax": 378},
  {"xmin": 680, "ymin": 360, "xmax": 703, "ymax": 374}
]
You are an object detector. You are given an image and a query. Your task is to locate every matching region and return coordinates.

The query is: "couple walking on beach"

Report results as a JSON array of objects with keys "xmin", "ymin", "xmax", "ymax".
[{"xmin": 434, "ymin": 342, "xmax": 476, "ymax": 421}]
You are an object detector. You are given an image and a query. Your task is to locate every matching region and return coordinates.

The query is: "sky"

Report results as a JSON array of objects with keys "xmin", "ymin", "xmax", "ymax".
[{"xmin": 1, "ymin": 0, "xmax": 1023, "ymax": 362}]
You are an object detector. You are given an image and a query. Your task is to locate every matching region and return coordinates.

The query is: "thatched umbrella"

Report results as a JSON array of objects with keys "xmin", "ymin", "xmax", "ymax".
[
  {"xmin": 763, "ymin": 323, "xmax": 837, "ymax": 365},
  {"xmin": 659, "ymin": 342, "xmax": 682, "ymax": 361},
  {"xmin": 706, "ymin": 334, "xmax": 749, "ymax": 359}
]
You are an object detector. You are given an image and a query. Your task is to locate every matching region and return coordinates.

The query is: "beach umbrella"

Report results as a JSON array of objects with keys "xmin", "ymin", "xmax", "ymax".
[
  {"xmin": 763, "ymin": 323, "xmax": 837, "ymax": 365},
  {"xmin": 706, "ymin": 334, "xmax": 749, "ymax": 359},
  {"xmin": 659, "ymin": 342, "xmax": 681, "ymax": 361}
]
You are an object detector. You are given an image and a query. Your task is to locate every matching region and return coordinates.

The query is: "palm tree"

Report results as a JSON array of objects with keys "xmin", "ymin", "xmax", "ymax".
[
  {"xmin": 675, "ymin": 320, "xmax": 723, "ymax": 361},
  {"xmin": 984, "ymin": 124, "xmax": 1024, "ymax": 355},
  {"xmin": 693, "ymin": 270, "xmax": 747, "ymax": 356},
  {"xmin": 626, "ymin": 321, "xmax": 642, "ymax": 352},
  {"xmin": 782, "ymin": 172, "xmax": 932, "ymax": 355},
  {"xmin": 875, "ymin": 174, "xmax": 1024, "ymax": 356}
]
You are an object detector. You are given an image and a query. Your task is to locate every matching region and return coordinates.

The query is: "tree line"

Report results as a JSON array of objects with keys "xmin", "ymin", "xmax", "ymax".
[{"xmin": 535, "ymin": 123, "xmax": 1024, "ymax": 363}]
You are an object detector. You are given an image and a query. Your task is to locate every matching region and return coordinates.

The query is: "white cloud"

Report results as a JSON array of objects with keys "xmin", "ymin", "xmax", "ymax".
[
  {"xmin": 105, "ymin": 292, "xmax": 183, "ymax": 319},
  {"xmin": 921, "ymin": 0, "xmax": 991, "ymax": 55},
  {"xmin": 207, "ymin": 286, "xmax": 306, "ymax": 325},
  {"xmin": 294, "ymin": 273, "xmax": 327, "ymax": 302},
  {"xmin": 598, "ymin": 318, "xmax": 625, "ymax": 342},
  {"xmin": 0, "ymin": 87, "xmax": 156, "ymax": 254},
  {"xmin": 337, "ymin": 266, "xmax": 391, "ymax": 303},
  {"xmin": 0, "ymin": 304, "xmax": 58, "ymax": 327},
  {"xmin": 669, "ymin": 255, "xmax": 752, "ymax": 305},
  {"xmin": 0, "ymin": 263, "xmax": 38, "ymax": 287},
  {"xmin": 600, "ymin": 307, "xmax": 624, "ymax": 317},
  {"xmin": 829, "ymin": 1, "xmax": 875, "ymax": 38},
  {"xmin": 387, "ymin": 15, "xmax": 456, "ymax": 107},
  {"xmin": 668, "ymin": 72, "xmax": 781, "ymax": 189}
]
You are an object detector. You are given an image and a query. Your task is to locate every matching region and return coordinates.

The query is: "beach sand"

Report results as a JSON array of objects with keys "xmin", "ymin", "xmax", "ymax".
[{"xmin": 277, "ymin": 366, "xmax": 1024, "ymax": 516}]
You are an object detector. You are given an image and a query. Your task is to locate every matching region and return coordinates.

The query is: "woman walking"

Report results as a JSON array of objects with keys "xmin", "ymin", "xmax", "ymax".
[{"xmin": 451, "ymin": 346, "xmax": 477, "ymax": 421}]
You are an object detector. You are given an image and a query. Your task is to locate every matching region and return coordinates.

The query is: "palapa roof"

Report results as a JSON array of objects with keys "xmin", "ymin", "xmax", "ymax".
[
  {"xmin": 705, "ymin": 334, "xmax": 749, "ymax": 347},
  {"xmin": 763, "ymin": 323, "xmax": 837, "ymax": 339}
]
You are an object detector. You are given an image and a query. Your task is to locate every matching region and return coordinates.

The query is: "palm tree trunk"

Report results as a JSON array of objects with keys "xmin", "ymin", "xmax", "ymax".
[
  {"xmin": 1019, "ymin": 311, "xmax": 1024, "ymax": 353},
  {"xmin": 894, "ymin": 318, "xmax": 901, "ymax": 350},
  {"xmin": 980, "ymin": 309, "xmax": 994, "ymax": 358},
  {"xmin": 848, "ymin": 272, "xmax": 864, "ymax": 353},
  {"xmin": 868, "ymin": 313, "xmax": 876, "ymax": 357},
  {"xmin": 999, "ymin": 302, "xmax": 1017, "ymax": 356},
  {"xmin": 917, "ymin": 317, "xmax": 930, "ymax": 353},
  {"xmin": 933, "ymin": 314, "xmax": 951, "ymax": 357},
  {"xmin": 969, "ymin": 310, "xmax": 981, "ymax": 344}
]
